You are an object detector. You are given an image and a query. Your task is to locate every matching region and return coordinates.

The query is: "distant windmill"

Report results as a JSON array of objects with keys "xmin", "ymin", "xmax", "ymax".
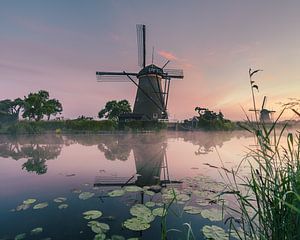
[
  {"xmin": 249, "ymin": 96, "xmax": 276, "ymax": 122},
  {"xmin": 96, "ymin": 24, "xmax": 184, "ymax": 120}
]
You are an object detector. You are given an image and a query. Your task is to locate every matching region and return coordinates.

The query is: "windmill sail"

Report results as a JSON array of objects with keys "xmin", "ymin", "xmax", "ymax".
[{"xmin": 136, "ymin": 24, "xmax": 146, "ymax": 68}]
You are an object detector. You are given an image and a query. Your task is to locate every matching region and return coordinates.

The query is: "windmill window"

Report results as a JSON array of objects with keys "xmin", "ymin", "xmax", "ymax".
[{"xmin": 153, "ymin": 113, "xmax": 158, "ymax": 119}]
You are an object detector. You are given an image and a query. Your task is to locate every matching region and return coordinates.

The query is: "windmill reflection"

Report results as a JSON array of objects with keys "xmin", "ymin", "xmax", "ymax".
[{"xmin": 94, "ymin": 134, "xmax": 176, "ymax": 188}]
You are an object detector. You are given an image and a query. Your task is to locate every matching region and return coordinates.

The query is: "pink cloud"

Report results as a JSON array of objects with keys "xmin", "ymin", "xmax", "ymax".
[{"xmin": 158, "ymin": 50, "xmax": 178, "ymax": 60}]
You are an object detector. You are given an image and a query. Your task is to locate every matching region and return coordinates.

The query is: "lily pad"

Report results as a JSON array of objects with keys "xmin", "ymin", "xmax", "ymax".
[
  {"xmin": 23, "ymin": 198, "xmax": 37, "ymax": 205},
  {"xmin": 94, "ymin": 233, "xmax": 106, "ymax": 240},
  {"xmin": 201, "ymin": 208, "xmax": 223, "ymax": 221},
  {"xmin": 33, "ymin": 202, "xmax": 48, "ymax": 210},
  {"xmin": 129, "ymin": 204, "xmax": 154, "ymax": 223},
  {"xmin": 145, "ymin": 201, "xmax": 155, "ymax": 208},
  {"xmin": 58, "ymin": 204, "xmax": 68, "ymax": 209},
  {"xmin": 202, "ymin": 225, "xmax": 227, "ymax": 240},
  {"xmin": 123, "ymin": 217, "xmax": 150, "ymax": 231},
  {"xmin": 144, "ymin": 190, "xmax": 155, "ymax": 196},
  {"xmin": 14, "ymin": 233, "xmax": 26, "ymax": 240},
  {"xmin": 54, "ymin": 197, "xmax": 67, "ymax": 203},
  {"xmin": 183, "ymin": 206, "xmax": 202, "ymax": 215},
  {"xmin": 107, "ymin": 189, "xmax": 125, "ymax": 197},
  {"xmin": 72, "ymin": 189, "xmax": 82, "ymax": 194},
  {"xmin": 79, "ymin": 192, "xmax": 95, "ymax": 200},
  {"xmin": 16, "ymin": 204, "xmax": 30, "ymax": 211},
  {"xmin": 176, "ymin": 194, "xmax": 190, "ymax": 202},
  {"xmin": 83, "ymin": 210, "xmax": 102, "ymax": 220},
  {"xmin": 88, "ymin": 221, "xmax": 110, "ymax": 234},
  {"xmin": 111, "ymin": 235, "xmax": 125, "ymax": 240},
  {"xmin": 124, "ymin": 186, "xmax": 143, "ymax": 192},
  {"xmin": 152, "ymin": 207, "xmax": 166, "ymax": 217},
  {"xmin": 31, "ymin": 227, "xmax": 43, "ymax": 235}
]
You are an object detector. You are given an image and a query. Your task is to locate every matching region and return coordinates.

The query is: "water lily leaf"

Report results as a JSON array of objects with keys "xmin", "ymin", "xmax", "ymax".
[
  {"xmin": 124, "ymin": 186, "xmax": 143, "ymax": 192},
  {"xmin": 176, "ymin": 194, "xmax": 190, "ymax": 202},
  {"xmin": 79, "ymin": 192, "xmax": 95, "ymax": 200},
  {"xmin": 123, "ymin": 217, "xmax": 150, "ymax": 231},
  {"xmin": 108, "ymin": 189, "xmax": 125, "ymax": 197},
  {"xmin": 152, "ymin": 207, "xmax": 166, "ymax": 217},
  {"xmin": 72, "ymin": 189, "xmax": 82, "ymax": 194},
  {"xmin": 83, "ymin": 210, "xmax": 102, "ymax": 220},
  {"xmin": 58, "ymin": 204, "xmax": 68, "ymax": 209},
  {"xmin": 33, "ymin": 202, "xmax": 48, "ymax": 210},
  {"xmin": 111, "ymin": 235, "xmax": 125, "ymax": 240},
  {"xmin": 145, "ymin": 201, "xmax": 155, "ymax": 208},
  {"xmin": 88, "ymin": 221, "xmax": 110, "ymax": 234},
  {"xmin": 31, "ymin": 227, "xmax": 43, "ymax": 235},
  {"xmin": 144, "ymin": 190, "xmax": 155, "ymax": 196},
  {"xmin": 196, "ymin": 200, "xmax": 209, "ymax": 206},
  {"xmin": 129, "ymin": 204, "xmax": 154, "ymax": 223},
  {"xmin": 201, "ymin": 209, "xmax": 223, "ymax": 221},
  {"xmin": 202, "ymin": 225, "xmax": 228, "ymax": 240},
  {"xmin": 16, "ymin": 204, "xmax": 30, "ymax": 211},
  {"xmin": 14, "ymin": 233, "xmax": 26, "ymax": 240},
  {"xmin": 94, "ymin": 233, "xmax": 106, "ymax": 240},
  {"xmin": 23, "ymin": 198, "xmax": 37, "ymax": 205},
  {"xmin": 54, "ymin": 197, "xmax": 67, "ymax": 203},
  {"xmin": 183, "ymin": 206, "xmax": 202, "ymax": 214}
]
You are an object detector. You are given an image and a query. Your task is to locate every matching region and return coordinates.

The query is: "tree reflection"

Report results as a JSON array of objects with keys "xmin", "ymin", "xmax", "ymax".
[{"xmin": 0, "ymin": 135, "xmax": 63, "ymax": 174}]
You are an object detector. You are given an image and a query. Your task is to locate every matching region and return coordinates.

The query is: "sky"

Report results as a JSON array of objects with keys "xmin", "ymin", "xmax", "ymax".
[{"xmin": 1, "ymin": 0, "xmax": 300, "ymax": 121}]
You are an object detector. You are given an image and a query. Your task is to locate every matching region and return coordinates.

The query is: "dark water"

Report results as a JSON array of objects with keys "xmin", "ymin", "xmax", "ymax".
[{"xmin": 0, "ymin": 131, "xmax": 254, "ymax": 240}]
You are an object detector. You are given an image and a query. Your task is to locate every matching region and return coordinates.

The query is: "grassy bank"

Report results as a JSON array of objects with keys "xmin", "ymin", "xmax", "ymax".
[
  {"xmin": 222, "ymin": 115, "xmax": 300, "ymax": 239},
  {"xmin": 0, "ymin": 119, "xmax": 167, "ymax": 135}
]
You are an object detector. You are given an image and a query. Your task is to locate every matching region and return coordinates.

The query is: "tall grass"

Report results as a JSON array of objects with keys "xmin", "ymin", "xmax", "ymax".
[{"xmin": 222, "ymin": 69, "xmax": 300, "ymax": 239}]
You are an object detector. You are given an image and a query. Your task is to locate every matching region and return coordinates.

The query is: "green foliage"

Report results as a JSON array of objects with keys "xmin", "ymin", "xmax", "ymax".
[
  {"xmin": 223, "ymin": 117, "xmax": 300, "ymax": 240},
  {"xmin": 65, "ymin": 119, "xmax": 117, "ymax": 131},
  {"xmin": 119, "ymin": 120, "xmax": 167, "ymax": 131},
  {"xmin": 0, "ymin": 98, "xmax": 23, "ymax": 122},
  {"xmin": 222, "ymin": 70, "xmax": 300, "ymax": 239},
  {"xmin": 98, "ymin": 100, "xmax": 131, "ymax": 120},
  {"xmin": 22, "ymin": 90, "xmax": 62, "ymax": 121}
]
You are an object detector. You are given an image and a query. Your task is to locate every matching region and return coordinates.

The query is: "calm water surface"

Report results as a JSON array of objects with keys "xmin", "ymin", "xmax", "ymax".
[{"xmin": 0, "ymin": 131, "xmax": 255, "ymax": 240}]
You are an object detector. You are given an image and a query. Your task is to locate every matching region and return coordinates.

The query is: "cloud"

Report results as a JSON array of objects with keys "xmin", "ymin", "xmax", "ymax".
[{"xmin": 158, "ymin": 50, "xmax": 178, "ymax": 60}]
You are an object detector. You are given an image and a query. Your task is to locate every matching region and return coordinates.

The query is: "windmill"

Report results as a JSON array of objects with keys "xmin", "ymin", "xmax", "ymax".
[
  {"xmin": 96, "ymin": 24, "xmax": 184, "ymax": 120},
  {"xmin": 249, "ymin": 96, "xmax": 276, "ymax": 122}
]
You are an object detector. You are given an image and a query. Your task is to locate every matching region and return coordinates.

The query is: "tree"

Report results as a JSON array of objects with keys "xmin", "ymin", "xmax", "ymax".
[
  {"xmin": 44, "ymin": 99, "xmax": 63, "ymax": 120},
  {"xmin": 0, "ymin": 98, "xmax": 24, "ymax": 120},
  {"xmin": 22, "ymin": 90, "xmax": 63, "ymax": 121},
  {"xmin": 98, "ymin": 100, "xmax": 131, "ymax": 121}
]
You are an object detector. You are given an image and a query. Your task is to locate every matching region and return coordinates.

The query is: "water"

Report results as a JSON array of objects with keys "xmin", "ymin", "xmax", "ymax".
[{"xmin": 0, "ymin": 131, "xmax": 255, "ymax": 240}]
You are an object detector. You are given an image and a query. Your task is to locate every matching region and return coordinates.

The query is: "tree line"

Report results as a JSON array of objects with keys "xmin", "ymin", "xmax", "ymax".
[{"xmin": 0, "ymin": 90, "xmax": 62, "ymax": 122}]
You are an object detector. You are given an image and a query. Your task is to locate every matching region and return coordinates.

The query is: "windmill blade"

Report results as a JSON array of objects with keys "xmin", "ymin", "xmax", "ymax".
[
  {"xmin": 249, "ymin": 109, "xmax": 260, "ymax": 112},
  {"xmin": 262, "ymin": 96, "xmax": 267, "ymax": 109},
  {"xmin": 96, "ymin": 71, "xmax": 138, "ymax": 82},
  {"xmin": 136, "ymin": 24, "xmax": 146, "ymax": 68},
  {"xmin": 163, "ymin": 69, "xmax": 184, "ymax": 79},
  {"xmin": 97, "ymin": 75, "xmax": 132, "ymax": 82},
  {"xmin": 161, "ymin": 60, "xmax": 170, "ymax": 69}
]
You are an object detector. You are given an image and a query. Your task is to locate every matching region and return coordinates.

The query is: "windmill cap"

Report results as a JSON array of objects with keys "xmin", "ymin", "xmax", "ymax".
[{"xmin": 138, "ymin": 64, "xmax": 164, "ymax": 77}]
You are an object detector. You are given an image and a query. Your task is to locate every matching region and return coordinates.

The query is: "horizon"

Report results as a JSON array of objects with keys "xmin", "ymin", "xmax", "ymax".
[{"xmin": 1, "ymin": 1, "xmax": 300, "ymax": 121}]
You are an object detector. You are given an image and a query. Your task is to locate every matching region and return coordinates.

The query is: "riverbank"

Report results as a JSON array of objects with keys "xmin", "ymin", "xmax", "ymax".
[
  {"xmin": 0, "ymin": 119, "xmax": 167, "ymax": 135},
  {"xmin": 0, "ymin": 119, "xmax": 296, "ymax": 135}
]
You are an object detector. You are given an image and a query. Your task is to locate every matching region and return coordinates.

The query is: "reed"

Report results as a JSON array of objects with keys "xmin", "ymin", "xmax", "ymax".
[{"xmin": 222, "ymin": 69, "xmax": 300, "ymax": 239}]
